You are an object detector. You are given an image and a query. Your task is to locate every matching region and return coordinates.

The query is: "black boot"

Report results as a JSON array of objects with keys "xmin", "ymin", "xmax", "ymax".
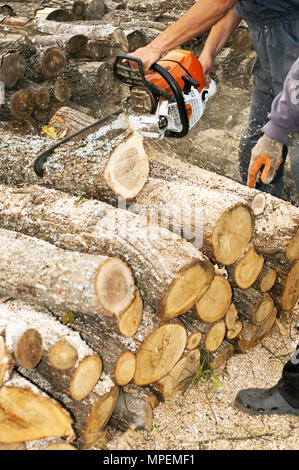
[{"xmin": 234, "ymin": 345, "xmax": 299, "ymax": 416}]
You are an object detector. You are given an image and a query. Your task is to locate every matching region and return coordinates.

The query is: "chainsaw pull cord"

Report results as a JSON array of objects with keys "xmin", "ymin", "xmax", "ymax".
[{"xmin": 33, "ymin": 108, "xmax": 122, "ymax": 177}]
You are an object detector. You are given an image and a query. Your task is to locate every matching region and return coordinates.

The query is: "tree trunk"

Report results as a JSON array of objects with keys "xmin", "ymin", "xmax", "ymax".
[
  {"xmin": 64, "ymin": 60, "xmax": 113, "ymax": 97},
  {"xmin": 18, "ymin": 365, "xmax": 119, "ymax": 449},
  {"xmin": 0, "ymin": 372, "xmax": 74, "ymax": 444},
  {"xmin": 0, "ymin": 129, "xmax": 150, "ymax": 201},
  {"xmin": 0, "ymin": 317, "xmax": 43, "ymax": 370},
  {"xmin": 0, "ymin": 51, "xmax": 26, "ymax": 88},
  {"xmin": 0, "ymin": 184, "xmax": 215, "ymax": 320},
  {"xmin": 26, "ymin": 46, "xmax": 68, "ymax": 82},
  {"xmin": 0, "ymin": 299, "xmax": 105, "ymax": 401},
  {"xmin": 233, "ymin": 287, "xmax": 274, "ymax": 326},
  {"xmin": 34, "ymin": 7, "xmax": 73, "ymax": 22},
  {"xmin": 48, "ymin": 105, "xmax": 96, "ymax": 137},
  {"xmin": 110, "ymin": 390, "xmax": 153, "ymax": 432},
  {"xmin": 0, "ymin": 228, "xmax": 135, "ymax": 317},
  {"xmin": 231, "ymin": 307, "xmax": 277, "ymax": 353},
  {"xmin": 148, "ymin": 145, "xmax": 299, "ymax": 267},
  {"xmin": 32, "ymin": 19, "xmax": 129, "ymax": 56},
  {"xmin": 58, "ymin": 303, "xmax": 187, "ymax": 387},
  {"xmin": 132, "ymin": 177, "xmax": 254, "ymax": 266}
]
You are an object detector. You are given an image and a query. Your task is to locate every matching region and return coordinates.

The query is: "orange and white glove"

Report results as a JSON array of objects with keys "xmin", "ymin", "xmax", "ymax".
[{"xmin": 247, "ymin": 134, "xmax": 284, "ymax": 188}]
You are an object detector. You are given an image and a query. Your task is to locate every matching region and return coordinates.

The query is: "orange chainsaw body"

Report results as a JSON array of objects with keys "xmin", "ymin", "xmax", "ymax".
[{"xmin": 145, "ymin": 49, "xmax": 206, "ymax": 96}]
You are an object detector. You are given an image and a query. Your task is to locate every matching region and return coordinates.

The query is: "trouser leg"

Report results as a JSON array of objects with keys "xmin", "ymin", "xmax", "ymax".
[
  {"xmin": 238, "ymin": 75, "xmax": 285, "ymax": 197},
  {"xmin": 278, "ymin": 343, "xmax": 299, "ymax": 408},
  {"xmin": 288, "ymin": 133, "xmax": 299, "ymax": 194}
]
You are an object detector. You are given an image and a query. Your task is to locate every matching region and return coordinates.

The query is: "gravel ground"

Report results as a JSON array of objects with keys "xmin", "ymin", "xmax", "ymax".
[{"xmin": 106, "ymin": 308, "xmax": 299, "ymax": 451}]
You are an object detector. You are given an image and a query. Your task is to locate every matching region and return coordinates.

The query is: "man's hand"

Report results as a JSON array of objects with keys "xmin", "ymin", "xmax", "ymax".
[
  {"xmin": 247, "ymin": 134, "xmax": 284, "ymax": 188},
  {"xmin": 124, "ymin": 45, "xmax": 164, "ymax": 74},
  {"xmin": 198, "ymin": 51, "xmax": 215, "ymax": 84}
]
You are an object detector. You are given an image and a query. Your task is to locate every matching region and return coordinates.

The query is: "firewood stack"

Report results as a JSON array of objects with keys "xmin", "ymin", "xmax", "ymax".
[{"xmin": 0, "ymin": 0, "xmax": 298, "ymax": 452}]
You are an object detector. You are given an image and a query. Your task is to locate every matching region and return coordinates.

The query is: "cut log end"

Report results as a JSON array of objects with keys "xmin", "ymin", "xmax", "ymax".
[
  {"xmin": 94, "ymin": 258, "xmax": 135, "ymax": 315},
  {"xmin": 260, "ymin": 268, "xmax": 277, "ymax": 292},
  {"xmin": 82, "ymin": 386, "xmax": 119, "ymax": 450},
  {"xmin": 48, "ymin": 340, "xmax": 78, "ymax": 370},
  {"xmin": 226, "ymin": 320, "xmax": 243, "ymax": 339},
  {"xmin": 286, "ymin": 229, "xmax": 299, "ymax": 261},
  {"xmin": 186, "ymin": 331, "xmax": 202, "ymax": 350},
  {"xmin": 134, "ymin": 323, "xmax": 187, "ymax": 386},
  {"xmin": 40, "ymin": 47, "xmax": 67, "ymax": 78},
  {"xmin": 278, "ymin": 261, "xmax": 299, "ymax": 310},
  {"xmin": 162, "ymin": 260, "xmax": 214, "ymax": 321},
  {"xmin": 205, "ymin": 321, "xmax": 226, "ymax": 352},
  {"xmin": 225, "ymin": 303, "xmax": 238, "ymax": 330},
  {"xmin": 0, "ymin": 52, "xmax": 26, "ymax": 88},
  {"xmin": 234, "ymin": 246, "xmax": 264, "ymax": 289},
  {"xmin": 117, "ymin": 289, "xmax": 143, "ymax": 338},
  {"xmin": 251, "ymin": 193, "xmax": 266, "ymax": 216},
  {"xmin": 253, "ymin": 294, "xmax": 274, "ymax": 325},
  {"xmin": 104, "ymin": 132, "xmax": 150, "ymax": 200},
  {"xmin": 69, "ymin": 355, "xmax": 102, "ymax": 401},
  {"xmin": 0, "ymin": 384, "xmax": 74, "ymax": 443},
  {"xmin": 15, "ymin": 328, "xmax": 43, "ymax": 369},
  {"xmin": 194, "ymin": 275, "xmax": 232, "ymax": 323},
  {"xmin": 211, "ymin": 204, "xmax": 254, "ymax": 265},
  {"xmin": 10, "ymin": 89, "xmax": 34, "ymax": 121},
  {"xmin": 114, "ymin": 351, "xmax": 136, "ymax": 386}
]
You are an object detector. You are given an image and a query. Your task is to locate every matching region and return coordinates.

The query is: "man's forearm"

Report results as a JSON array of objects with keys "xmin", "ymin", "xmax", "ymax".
[
  {"xmin": 150, "ymin": 0, "xmax": 238, "ymax": 55},
  {"xmin": 200, "ymin": 9, "xmax": 242, "ymax": 60}
]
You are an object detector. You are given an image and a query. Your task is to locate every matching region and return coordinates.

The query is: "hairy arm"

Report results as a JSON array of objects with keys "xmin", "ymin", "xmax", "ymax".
[
  {"xmin": 199, "ymin": 9, "xmax": 242, "ymax": 82},
  {"xmin": 129, "ymin": 0, "xmax": 239, "ymax": 72}
]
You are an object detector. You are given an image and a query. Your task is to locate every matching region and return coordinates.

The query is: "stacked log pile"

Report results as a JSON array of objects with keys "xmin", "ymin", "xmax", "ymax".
[{"xmin": 0, "ymin": 0, "xmax": 298, "ymax": 451}]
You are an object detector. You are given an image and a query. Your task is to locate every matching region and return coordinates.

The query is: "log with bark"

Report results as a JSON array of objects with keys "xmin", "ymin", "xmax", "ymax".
[
  {"xmin": 131, "ymin": 177, "xmax": 255, "ymax": 266},
  {"xmin": 32, "ymin": 19, "xmax": 129, "ymax": 58},
  {"xmin": 0, "ymin": 184, "xmax": 215, "ymax": 320},
  {"xmin": 0, "ymin": 227, "xmax": 135, "ymax": 317},
  {"xmin": 0, "ymin": 50, "xmax": 26, "ymax": 88},
  {"xmin": 0, "ymin": 129, "xmax": 150, "ymax": 201},
  {"xmin": 26, "ymin": 46, "xmax": 68, "ymax": 82},
  {"xmin": 110, "ymin": 389, "xmax": 153, "ymax": 432},
  {"xmin": 0, "ymin": 372, "xmax": 75, "ymax": 444},
  {"xmin": 148, "ymin": 146, "xmax": 299, "ymax": 310},
  {"xmin": 18, "ymin": 365, "xmax": 119, "ymax": 449},
  {"xmin": 56, "ymin": 303, "xmax": 188, "ymax": 387},
  {"xmin": 34, "ymin": 7, "xmax": 74, "ymax": 22},
  {"xmin": 72, "ymin": 0, "xmax": 108, "ymax": 20},
  {"xmin": 0, "ymin": 315, "xmax": 42, "ymax": 372},
  {"xmin": 63, "ymin": 60, "xmax": 114, "ymax": 97},
  {"xmin": 0, "ymin": 299, "xmax": 105, "ymax": 401},
  {"xmin": 148, "ymin": 145, "xmax": 299, "ymax": 267}
]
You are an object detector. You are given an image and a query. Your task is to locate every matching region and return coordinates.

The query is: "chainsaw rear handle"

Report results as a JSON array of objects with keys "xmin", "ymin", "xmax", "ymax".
[{"xmin": 113, "ymin": 55, "xmax": 189, "ymax": 138}]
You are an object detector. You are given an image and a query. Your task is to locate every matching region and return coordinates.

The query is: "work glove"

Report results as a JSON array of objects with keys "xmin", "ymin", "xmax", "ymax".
[{"xmin": 247, "ymin": 134, "xmax": 284, "ymax": 188}]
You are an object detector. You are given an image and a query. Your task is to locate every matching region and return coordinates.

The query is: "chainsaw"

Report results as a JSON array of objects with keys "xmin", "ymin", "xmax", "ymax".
[
  {"xmin": 113, "ymin": 49, "xmax": 216, "ymax": 139},
  {"xmin": 34, "ymin": 49, "xmax": 216, "ymax": 176}
]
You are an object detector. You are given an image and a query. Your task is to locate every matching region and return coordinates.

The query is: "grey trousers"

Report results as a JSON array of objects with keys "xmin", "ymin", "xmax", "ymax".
[{"xmin": 238, "ymin": 16, "xmax": 299, "ymax": 198}]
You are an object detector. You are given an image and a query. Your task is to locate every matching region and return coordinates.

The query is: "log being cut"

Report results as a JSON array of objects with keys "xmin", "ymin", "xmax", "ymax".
[
  {"xmin": 0, "ymin": 184, "xmax": 215, "ymax": 320},
  {"xmin": 0, "ymin": 130, "xmax": 149, "ymax": 201},
  {"xmin": 0, "ymin": 227, "xmax": 135, "ymax": 317}
]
